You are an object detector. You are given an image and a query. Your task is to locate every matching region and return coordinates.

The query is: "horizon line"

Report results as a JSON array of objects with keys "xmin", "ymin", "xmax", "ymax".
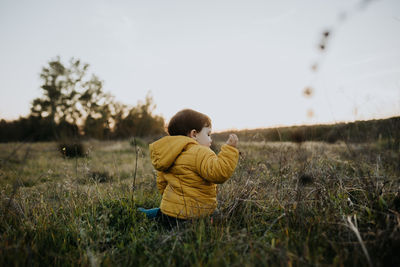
[{"xmin": 212, "ymin": 114, "xmax": 399, "ymax": 133}]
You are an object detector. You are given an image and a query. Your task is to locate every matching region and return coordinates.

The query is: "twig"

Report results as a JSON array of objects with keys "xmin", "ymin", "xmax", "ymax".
[
  {"xmin": 75, "ymin": 145, "xmax": 78, "ymax": 179},
  {"xmin": 5, "ymin": 179, "xmax": 24, "ymax": 214},
  {"xmin": 1, "ymin": 141, "xmax": 28, "ymax": 166},
  {"xmin": 346, "ymin": 214, "xmax": 373, "ymax": 267},
  {"xmin": 263, "ymin": 213, "xmax": 286, "ymax": 236},
  {"xmin": 5, "ymin": 145, "xmax": 32, "ymax": 213},
  {"xmin": 132, "ymin": 137, "xmax": 138, "ymax": 192},
  {"xmin": 21, "ymin": 145, "xmax": 31, "ymax": 164}
]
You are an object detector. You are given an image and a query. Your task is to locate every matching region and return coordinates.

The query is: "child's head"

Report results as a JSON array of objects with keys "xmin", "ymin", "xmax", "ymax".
[{"xmin": 168, "ymin": 109, "xmax": 212, "ymax": 147}]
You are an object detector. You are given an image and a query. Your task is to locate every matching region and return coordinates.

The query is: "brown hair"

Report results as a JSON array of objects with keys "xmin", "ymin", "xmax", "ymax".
[{"xmin": 167, "ymin": 109, "xmax": 211, "ymax": 136}]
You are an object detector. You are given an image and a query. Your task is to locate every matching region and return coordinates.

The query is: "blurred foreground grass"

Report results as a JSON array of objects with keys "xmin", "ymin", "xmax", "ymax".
[{"xmin": 0, "ymin": 140, "xmax": 399, "ymax": 266}]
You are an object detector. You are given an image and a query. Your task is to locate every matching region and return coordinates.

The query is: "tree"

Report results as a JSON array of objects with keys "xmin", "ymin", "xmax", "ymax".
[
  {"xmin": 113, "ymin": 92, "xmax": 165, "ymax": 138},
  {"xmin": 30, "ymin": 56, "xmax": 112, "ymax": 139}
]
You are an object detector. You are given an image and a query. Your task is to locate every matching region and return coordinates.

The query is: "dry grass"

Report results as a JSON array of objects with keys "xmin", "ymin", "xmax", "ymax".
[{"xmin": 0, "ymin": 140, "xmax": 399, "ymax": 266}]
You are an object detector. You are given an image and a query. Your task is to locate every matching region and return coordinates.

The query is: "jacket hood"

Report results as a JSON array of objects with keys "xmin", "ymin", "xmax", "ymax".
[{"xmin": 149, "ymin": 136, "xmax": 197, "ymax": 171}]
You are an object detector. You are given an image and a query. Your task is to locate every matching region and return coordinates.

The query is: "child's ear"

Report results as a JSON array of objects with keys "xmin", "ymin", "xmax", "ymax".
[{"xmin": 189, "ymin": 129, "xmax": 197, "ymax": 139}]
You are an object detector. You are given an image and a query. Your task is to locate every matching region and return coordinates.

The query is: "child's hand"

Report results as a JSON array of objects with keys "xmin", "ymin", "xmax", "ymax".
[{"xmin": 226, "ymin": 134, "xmax": 239, "ymax": 148}]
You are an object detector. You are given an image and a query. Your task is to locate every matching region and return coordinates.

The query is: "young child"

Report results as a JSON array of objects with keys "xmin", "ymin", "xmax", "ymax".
[{"xmin": 139, "ymin": 109, "xmax": 239, "ymax": 226}]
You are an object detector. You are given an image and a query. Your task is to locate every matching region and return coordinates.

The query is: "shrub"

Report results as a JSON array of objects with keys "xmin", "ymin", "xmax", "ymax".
[{"xmin": 58, "ymin": 142, "xmax": 87, "ymax": 158}]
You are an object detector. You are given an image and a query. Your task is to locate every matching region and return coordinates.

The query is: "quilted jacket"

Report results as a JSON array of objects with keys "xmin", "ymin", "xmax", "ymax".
[{"xmin": 149, "ymin": 136, "xmax": 239, "ymax": 219}]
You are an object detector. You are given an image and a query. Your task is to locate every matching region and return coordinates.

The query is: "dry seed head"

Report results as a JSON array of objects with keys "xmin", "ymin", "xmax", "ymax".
[
  {"xmin": 311, "ymin": 63, "xmax": 318, "ymax": 72},
  {"xmin": 303, "ymin": 87, "xmax": 314, "ymax": 98},
  {"xmin": 307, "ymin": 109, "xmax": 314, "ymax": 118}
]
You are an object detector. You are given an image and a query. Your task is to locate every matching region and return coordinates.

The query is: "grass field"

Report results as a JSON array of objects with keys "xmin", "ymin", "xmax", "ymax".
[{"xmin": 1, "ymin": 139, "xmax": 399, "ymax": 266}]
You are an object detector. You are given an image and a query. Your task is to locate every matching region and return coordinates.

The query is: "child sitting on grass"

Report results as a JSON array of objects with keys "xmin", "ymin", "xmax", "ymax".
[{"xmin": 139, "ymin": 109, "xmax": 239, "ymax": 228}]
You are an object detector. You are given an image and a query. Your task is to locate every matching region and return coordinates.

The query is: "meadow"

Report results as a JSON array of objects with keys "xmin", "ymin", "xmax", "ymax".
[{"xmin": 0, "ymin": 139, "xmax": 399, "ymax": 266}]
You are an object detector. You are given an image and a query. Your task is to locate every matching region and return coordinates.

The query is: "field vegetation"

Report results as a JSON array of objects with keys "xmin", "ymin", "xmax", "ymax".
[{"xmin": 1, "ymin": 137, "xmax": 399, "ymax": 266}]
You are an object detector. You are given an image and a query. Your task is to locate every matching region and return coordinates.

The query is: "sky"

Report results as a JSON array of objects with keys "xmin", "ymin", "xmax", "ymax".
[{"xmin": 0, "ymin": 0, "xmax": 399, "ymax": 131}]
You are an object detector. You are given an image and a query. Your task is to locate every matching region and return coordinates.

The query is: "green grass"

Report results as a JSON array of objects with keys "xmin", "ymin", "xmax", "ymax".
[{"xmin": 1, "ymin": 140, "xmax": 399, "ymax": 266}]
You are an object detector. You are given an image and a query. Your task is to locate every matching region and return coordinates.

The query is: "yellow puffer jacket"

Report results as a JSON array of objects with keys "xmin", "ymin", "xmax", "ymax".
[{"xmin": 149, "ymin": 136, "xmax": 239, "ymax": 219}]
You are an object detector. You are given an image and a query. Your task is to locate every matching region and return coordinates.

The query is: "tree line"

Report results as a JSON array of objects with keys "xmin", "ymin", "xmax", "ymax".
[
  {"xmin": 213, "ymin": 116, "xmax": 400, "ymax": 149},
  {"xmin": 0, "ymin": 57, "xmax": 165, "ymax": 142}
]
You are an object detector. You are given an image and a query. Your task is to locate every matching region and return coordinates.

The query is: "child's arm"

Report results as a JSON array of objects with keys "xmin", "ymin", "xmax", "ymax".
[
  {"xmin": 195, "ymin": 140, "xmax": 239, "ymax": 184},
  {"xmin": 156, "ymin": 171, "xmax": 167, "ymax": 195}
]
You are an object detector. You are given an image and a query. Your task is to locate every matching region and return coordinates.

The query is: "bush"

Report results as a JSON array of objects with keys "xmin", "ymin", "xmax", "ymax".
[{"xmin": 58, "ymin": 142, "xmax": 87, "ymax": 158}]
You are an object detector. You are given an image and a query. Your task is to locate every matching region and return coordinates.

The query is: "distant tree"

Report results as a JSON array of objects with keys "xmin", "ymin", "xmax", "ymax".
[
  {"xmin": 30, "ymin": 56, "xmax": 112, "ymax": 139},
  {"xmin": 113, "ymin": 93, "xmax": 165, "ymax": 138}
]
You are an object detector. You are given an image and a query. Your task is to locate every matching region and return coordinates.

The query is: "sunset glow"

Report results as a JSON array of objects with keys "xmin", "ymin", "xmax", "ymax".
[{"xmin": 0, "ymin": 0, "xmax": 399, "ymax": 131}]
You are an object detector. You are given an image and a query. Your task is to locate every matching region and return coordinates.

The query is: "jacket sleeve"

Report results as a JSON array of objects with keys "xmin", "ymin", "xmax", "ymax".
[
  {"xmin": 156, "ymin": 171, "xmax": 167, "ymax": 195},
  {"xmin": 195, "ymin": 144, "xmax": 239, "ymax": 184}
]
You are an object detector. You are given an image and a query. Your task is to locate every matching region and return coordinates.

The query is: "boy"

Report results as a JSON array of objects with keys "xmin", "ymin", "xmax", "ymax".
[{"xmin": 141, "ymin": 109, "xmax": 239, "ymax": 227}]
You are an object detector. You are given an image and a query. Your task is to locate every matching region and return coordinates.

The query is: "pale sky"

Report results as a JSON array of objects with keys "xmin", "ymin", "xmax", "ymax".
[{"xmin": 0, "ymin": 0, "xmax": 399, "ymax": 131}]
